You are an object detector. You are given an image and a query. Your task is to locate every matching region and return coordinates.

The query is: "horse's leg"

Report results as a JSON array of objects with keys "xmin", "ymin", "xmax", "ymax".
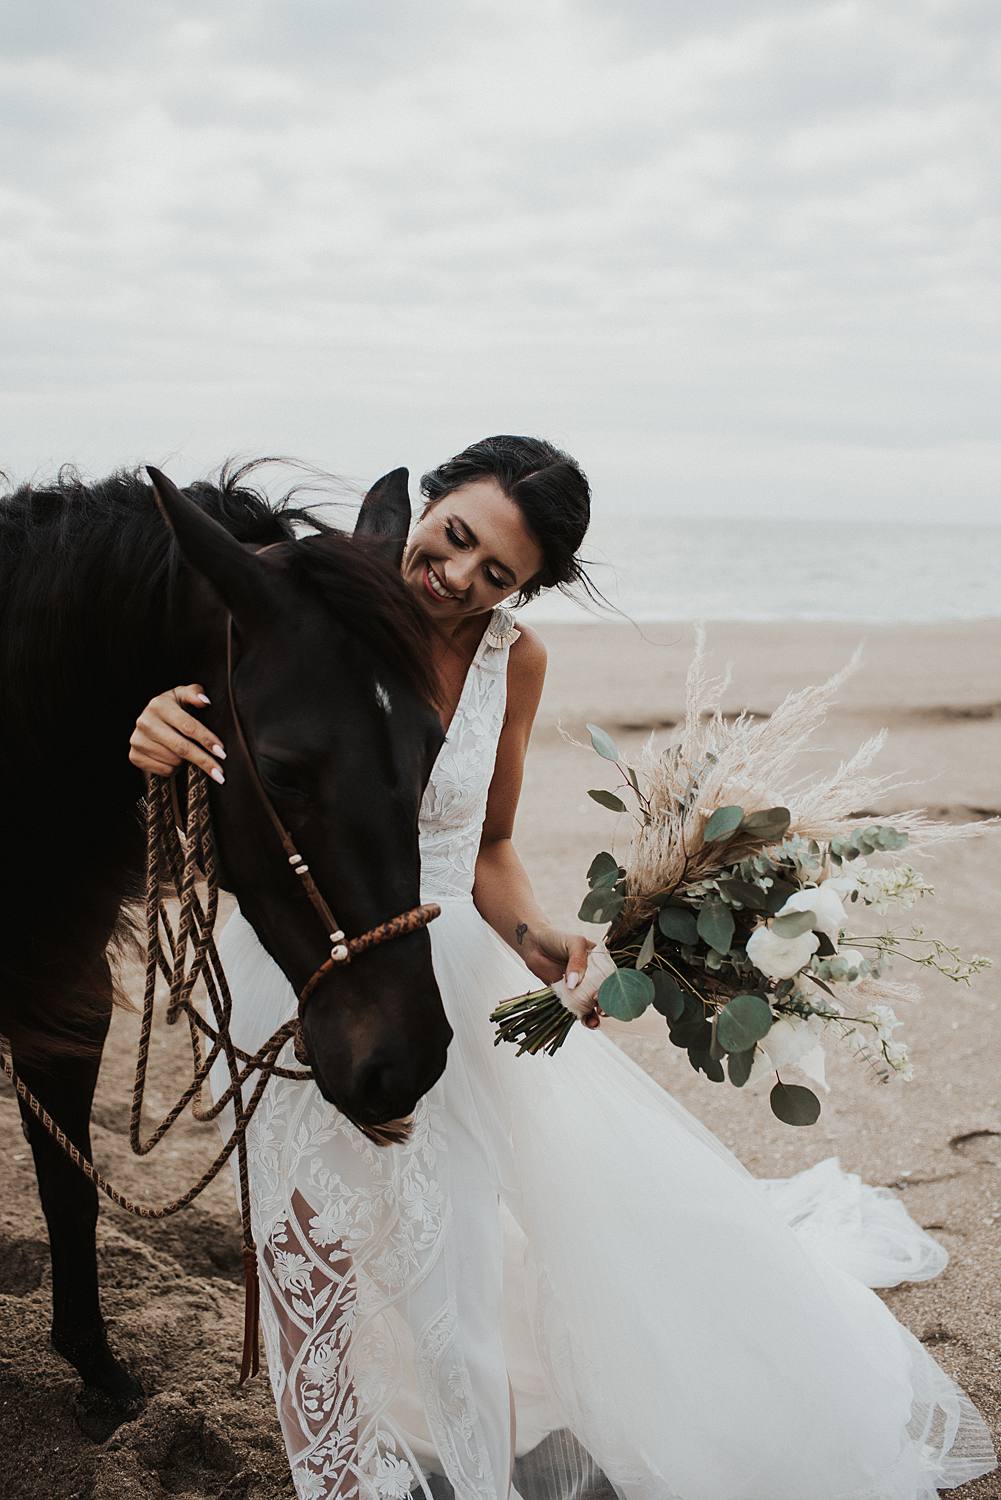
[{"xmin": 13, "ymin": 957, "xmax": 144, "ymax": 1426}]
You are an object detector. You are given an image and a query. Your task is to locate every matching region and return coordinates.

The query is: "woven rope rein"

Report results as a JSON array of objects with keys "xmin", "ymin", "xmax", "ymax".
[
  {"xmin": 0, "ymin": 768, "xmax": 315, "ymax": 1382},
  {"xmin": 0, "ymin": 764, "xmax": 438, "ymax": 1380}
]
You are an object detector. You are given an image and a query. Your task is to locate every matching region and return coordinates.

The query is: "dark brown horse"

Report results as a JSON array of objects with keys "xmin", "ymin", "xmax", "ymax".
[{"xmin": 0, "ymin": 460, "xmax": 451, "ymax": 1426}]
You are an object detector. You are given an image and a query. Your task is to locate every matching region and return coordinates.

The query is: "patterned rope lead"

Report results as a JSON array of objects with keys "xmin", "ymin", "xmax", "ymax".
[{"xmin": 0, "ymin": 765, "xmax": 439, "ymax": 1384}]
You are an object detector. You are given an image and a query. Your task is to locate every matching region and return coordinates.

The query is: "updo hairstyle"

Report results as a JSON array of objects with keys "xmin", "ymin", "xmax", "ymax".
[{"xmin": 419, "ymin": 434, "xmax": 594, "ymax": 605}]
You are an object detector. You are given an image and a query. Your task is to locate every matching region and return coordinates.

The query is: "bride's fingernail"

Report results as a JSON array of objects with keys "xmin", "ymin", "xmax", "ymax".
[
  {"xmin": 197, "ymin": 693, "xmax": 211, "ymax": 705},
  {"xmin": 566, "ymin": 971, "xmax": 581, "ymax": 989},
  {"xmin": 211, "ymin": 768, "xmax": 225, "ymax": 785}
]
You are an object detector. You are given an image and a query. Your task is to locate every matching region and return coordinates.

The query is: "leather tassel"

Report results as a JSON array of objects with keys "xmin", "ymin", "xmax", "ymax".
[{"xmin": 239, "ymin": 1243, "xmax": 261, "ymax": 1384}]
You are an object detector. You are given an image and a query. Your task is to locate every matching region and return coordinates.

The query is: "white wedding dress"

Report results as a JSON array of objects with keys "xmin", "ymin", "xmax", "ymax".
[{"xmin": 212, "ymin": 606, "xmax": 995, "ymax": 1500}]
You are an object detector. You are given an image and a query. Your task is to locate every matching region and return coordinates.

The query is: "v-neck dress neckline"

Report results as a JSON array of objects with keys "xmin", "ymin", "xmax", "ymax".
[{"xmin": 438, "ymin": 606, "xmax": 520, "ymax": 740}]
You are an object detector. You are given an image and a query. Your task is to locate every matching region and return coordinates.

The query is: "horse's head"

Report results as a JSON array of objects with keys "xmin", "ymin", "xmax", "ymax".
[{"xmin": 147, "ymin": 465, "xmax": 451, "ymax": 1130}]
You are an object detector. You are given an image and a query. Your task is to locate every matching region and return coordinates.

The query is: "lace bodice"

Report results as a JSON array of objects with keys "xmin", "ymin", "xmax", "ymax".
[{"xmin": 419, "ymin": 606, "xmax": 521, "ymax": 902}]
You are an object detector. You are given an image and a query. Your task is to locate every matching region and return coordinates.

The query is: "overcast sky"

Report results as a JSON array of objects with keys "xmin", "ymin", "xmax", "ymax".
[{"xmin": 1, "ymin": 0, "xmax": 998, "ymax": 523}]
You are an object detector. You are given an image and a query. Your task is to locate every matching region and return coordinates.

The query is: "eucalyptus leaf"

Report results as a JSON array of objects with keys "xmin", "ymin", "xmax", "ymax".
[
  {"xmin": 718, "ymin": 878, "xmax": 770, "ymax": 911},
  {"xmin": 671, "ymin": 1015, "xmax": 712, "ymax": 1051},
  {"xmin": 716, "ymin": 993, "xmax": 774, "ymax": 1054},
  {"xmin": 635, "ymin": 923, "xmax": 657, "ymax": 970},
  {"xmin": 770, "ymin": 1081, "xmax": 822, "ymax": 1127},
  {"xmin": 651, "ymin": 971, "xmax": 685, "ymax": 1021},
  {"xmin": 727, "ymin": 1048, "xmax": 755, "ymax": 1087},
  {"xmin": 704, "ymin": 805, "xmax": 744, "ymax": 843},
  {"xmin": 689, "ymin": 1049, "xmax": 726, "ymax": 1082},
  {"xmin": 626, "ymin": 766, "xmax": 640, "ymax": 794},
  {"xmin": 586, "ymin": 722, "xmax": 621, "ymax": 763},
  {"xmin": 763, "ymin": 877, "xmax": 799, "ymax": 914},
  {"xmin": 587, "ymin": 851, "xmax": 619, "ymax": 887},
  {"xmin": 588, "ymin": 789, "xmax": 628, "ymax": 814},
  {"xmin": 739, "ymin": 806, "xmax": 791, "ymax": 841},
  {"xmin": 597, "ymin": 967, "xmax": 655, "ymax": 1021},
  {"xmin": 772, "ymin": 910, "xmax": 817, "ymax": 939},
  {"xmin": 658, "ymin": 907, "xmax": 699, "ymax": 947},
  {"xmin": 578, "ymin": 888, "xmax": 625, "ymax": 924},
  {"xmin": 697, "ymin": 900, "xmax": 735, "ymax": 955}
]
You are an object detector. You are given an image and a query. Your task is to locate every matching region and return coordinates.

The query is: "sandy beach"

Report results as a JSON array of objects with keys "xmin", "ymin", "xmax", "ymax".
[{"xmin": 1, "ymin": 618, "xmax": 999, "ymax": 1499}]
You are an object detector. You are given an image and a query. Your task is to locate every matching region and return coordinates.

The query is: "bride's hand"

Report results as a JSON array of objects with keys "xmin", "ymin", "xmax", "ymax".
[
  {"xmin": 534, "ymin": 928, "xmax": 615, "ymax": 1030},
  {"xmin": 129, "ymin": 685, "xmax": 227, "ymax": 782}
]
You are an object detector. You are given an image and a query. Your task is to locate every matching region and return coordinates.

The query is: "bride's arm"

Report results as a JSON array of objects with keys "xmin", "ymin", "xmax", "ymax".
[{"xmin": 472, "ymin": 626, "xmax": 594, "ymax": 991}]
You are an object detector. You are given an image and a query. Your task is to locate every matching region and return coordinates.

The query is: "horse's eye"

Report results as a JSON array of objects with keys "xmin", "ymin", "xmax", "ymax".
[{"xmin": 258, "ymin": 754, "xmax": 308, "ymax": 801}]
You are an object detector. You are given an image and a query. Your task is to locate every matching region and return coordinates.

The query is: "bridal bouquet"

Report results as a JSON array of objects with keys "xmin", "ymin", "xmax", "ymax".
[{"xmin": 491, "ymin": 632, "xmax": 993, "ymax": 1125}]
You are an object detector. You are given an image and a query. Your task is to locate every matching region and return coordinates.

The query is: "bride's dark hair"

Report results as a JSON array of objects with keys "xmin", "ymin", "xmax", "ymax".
[{"xmin": 419, "ymin": 434, "xmax": 599, "ymax": 606}]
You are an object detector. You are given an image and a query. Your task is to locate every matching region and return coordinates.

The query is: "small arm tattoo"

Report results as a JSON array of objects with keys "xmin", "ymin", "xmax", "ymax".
[{"xmin": 515, "ymin": 922, "xmax": 528, "ymax": 946}]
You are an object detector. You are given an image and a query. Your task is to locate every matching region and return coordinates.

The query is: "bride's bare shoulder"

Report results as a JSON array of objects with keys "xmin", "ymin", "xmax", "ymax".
[
  {"xmin": 510, "ymin": 619, "xmax": 546, "ymax": 665},
  {"xmin": 507, "ymin": 620, "xmax": 547, "ymax": 712}
]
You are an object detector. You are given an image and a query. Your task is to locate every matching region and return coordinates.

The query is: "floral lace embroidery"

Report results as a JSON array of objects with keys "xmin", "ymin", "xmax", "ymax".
[
  {"xmin": 415, "ymin": 1300, "xmax": 497, "ymax": 1498},
  {"xmin": 419, "ymin": 607, "xmax": 517, "ymax": 904},
  {"xmin": 244, "ymin": 606, "xmax": 519, "ymax": 1499}
]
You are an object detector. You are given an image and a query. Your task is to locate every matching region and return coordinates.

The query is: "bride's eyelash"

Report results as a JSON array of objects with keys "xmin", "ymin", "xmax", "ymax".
[{"xmin": 445, "ymin": 520, "xmax": 507, "ymax": 591}]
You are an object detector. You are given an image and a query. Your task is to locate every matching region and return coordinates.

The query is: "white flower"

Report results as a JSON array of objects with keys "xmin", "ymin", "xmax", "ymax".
[
  {"xmin": 272, "ymin": 1249, "xmax": 312, "ymax": 1293},
  {"xmin": 293, "ymin": 1468, "xmax": 327, "ymax": 1500},
  {"xmin": 881, "ymin": 1034, "xmax": 914, "ymax": 1081},
  {"xmin": 853, "ymin": 863, "xmax": 932, "ymax": 914},
  {"xmin": 862, "ymin": 1003, "xmax": 902, "ymax": 1040},
  {"xmin": 746, "ymin": 1014, "xmax": 829, "ymax": 1091},
  {"xmin": 303, "ymin": 1339, "xmax": 341, "ymax": 1387},
  {"xmin": 309, "ymin": 1199, "xmax": 355, "ymax": 1248},
  {"xmin": 374, "ymin": 1453, "xmax": 415, "ymax": 1497},
  {"xmin": 746, "ymin": 923, "xmax": 820, "ymax": 980},
  {"xmin": 776, "ymin": 881, "xmax": 848, "ymax": 942}
]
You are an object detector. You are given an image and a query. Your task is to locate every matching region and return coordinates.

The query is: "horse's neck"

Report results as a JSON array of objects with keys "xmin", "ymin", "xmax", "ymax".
[{"xmin": 6, "ymin": 542, "xmax": 203, "ymax": 783}]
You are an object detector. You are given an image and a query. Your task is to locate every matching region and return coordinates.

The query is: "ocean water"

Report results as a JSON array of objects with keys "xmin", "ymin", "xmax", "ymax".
[{"xmin": 523, "ymin": 514, "xmax": 1001, "ymax": 624}]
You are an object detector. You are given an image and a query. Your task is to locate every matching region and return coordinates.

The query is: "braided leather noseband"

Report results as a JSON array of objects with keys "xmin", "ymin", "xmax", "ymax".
[{"xmin": 224, "ymin": 610, "xmax": 440, "ymax": 1058}]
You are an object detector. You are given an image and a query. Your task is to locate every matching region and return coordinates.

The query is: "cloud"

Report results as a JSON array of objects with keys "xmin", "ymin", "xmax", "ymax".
[{"xmin": 0, "ymin": 0, "xmax": 998, "ymax": 521}]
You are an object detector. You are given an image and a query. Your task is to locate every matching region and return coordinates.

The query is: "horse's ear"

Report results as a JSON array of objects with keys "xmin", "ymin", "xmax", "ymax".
[
  {"xmin": 147, "ymin": 466, "xmax": 271, "ymax": 623},
  {"xmin": 354, "ymin": 467, "xmax": 412, "ymax": 567}
]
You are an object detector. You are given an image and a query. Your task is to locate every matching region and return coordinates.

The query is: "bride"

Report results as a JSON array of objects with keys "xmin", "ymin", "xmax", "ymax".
[{"xmin": 130, "ymin": 436, "xmax": 995, "ymax": 1500}]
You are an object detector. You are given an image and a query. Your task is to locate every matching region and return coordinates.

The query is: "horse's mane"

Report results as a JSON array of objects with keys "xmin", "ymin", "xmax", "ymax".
[
  {"xmin": 0, "ymin": 458, "xmax": 435, "ymax": 1059},
  {"xmin": 0, "ymin": 461, "xmax": 310, "ymax": 708},
  {"xmin": 0, "ymin": 458, "xmax": 435, "ymax": 715}
]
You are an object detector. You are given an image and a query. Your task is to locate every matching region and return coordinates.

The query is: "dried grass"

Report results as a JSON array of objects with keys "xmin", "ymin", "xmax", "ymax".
[{"xmin": 622, "ymin": 626, "xmax": 996, "ymax": 927}]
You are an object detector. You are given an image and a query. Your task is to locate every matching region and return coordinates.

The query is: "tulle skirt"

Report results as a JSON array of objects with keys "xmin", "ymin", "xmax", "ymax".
[{"xmin": 211, "ymin": 897, "xmax": 995, "ymax": 1500}]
